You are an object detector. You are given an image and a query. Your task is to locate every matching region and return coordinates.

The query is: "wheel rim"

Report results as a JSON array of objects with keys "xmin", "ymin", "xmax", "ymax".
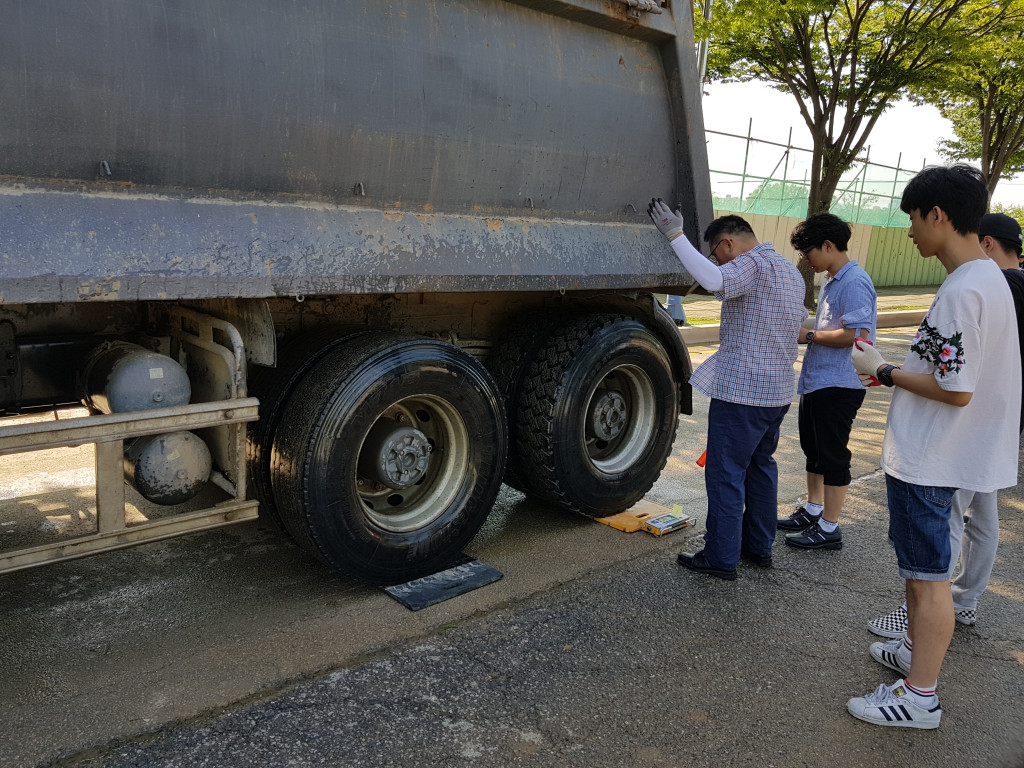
[
  {"xmin": 583, "ymin": 363, "xmax": 656, "ymax": 474},
  {"xmin": 356, "ymin": 394, "xmax": 470, "ymax": 533}
]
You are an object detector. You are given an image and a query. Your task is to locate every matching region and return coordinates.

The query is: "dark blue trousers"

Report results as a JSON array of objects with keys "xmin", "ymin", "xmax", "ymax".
[{"xmin": 703, "ymin": 398, "xmax": 790, "ymax": 570}]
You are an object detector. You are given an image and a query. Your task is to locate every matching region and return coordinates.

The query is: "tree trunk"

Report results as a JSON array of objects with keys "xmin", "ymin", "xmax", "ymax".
[
  {"xmin": 796, "ymin": 257, "xmax": 817, "ymax": 311},
  {"xmin": 987, "ymin": 174, "xmax": 1000, "ymax": 198},
  {"xmin": 800, "ymin": 141, "xmax": 845, "ymax": 311}
]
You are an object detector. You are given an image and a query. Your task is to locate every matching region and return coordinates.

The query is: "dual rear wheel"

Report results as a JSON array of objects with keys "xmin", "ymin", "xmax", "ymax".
[{"xmin": 248, "ymin": 316, "xmax": 679, "ymax": 584}]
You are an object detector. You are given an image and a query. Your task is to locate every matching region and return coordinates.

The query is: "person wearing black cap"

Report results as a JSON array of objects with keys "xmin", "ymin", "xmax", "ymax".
[{"xmin": 867, "ymin": 211, "xmax": 1024, "ymax": 637}]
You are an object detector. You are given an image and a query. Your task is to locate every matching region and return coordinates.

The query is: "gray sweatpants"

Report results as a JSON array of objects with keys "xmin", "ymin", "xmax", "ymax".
[{"xmin": 948, "ymin": 488, "xmax": 1000, "ymax": 612}]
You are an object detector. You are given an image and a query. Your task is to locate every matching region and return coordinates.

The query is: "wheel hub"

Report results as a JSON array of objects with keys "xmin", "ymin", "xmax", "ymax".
[
  {"xmin": 359, "ymin": 418, "xmax": 432, "ymax": 489},
  {"xmin": 588, "ymin": 391, "xmax": 628, "ymax": 441}
]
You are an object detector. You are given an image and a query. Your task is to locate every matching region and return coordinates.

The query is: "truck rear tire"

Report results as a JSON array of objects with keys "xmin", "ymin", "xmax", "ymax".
[
  {"xmin": 516, "ymin": 315, "xmax": 678, "ymax": 517},
  {"xmin": 269, "ymin": 333, "xmax": 507, "ymax": 585},
  {"xmin": 486, "ymin": 312, "xmax": 567, "ymax": 493}
]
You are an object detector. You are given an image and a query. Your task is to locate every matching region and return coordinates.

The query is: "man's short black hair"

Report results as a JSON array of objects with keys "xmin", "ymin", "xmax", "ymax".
[
  {"xmin": 993, "ymin": 236, "xmax": 1023, "ymax": 258},
  {"xmin": 899, "ymin": 164, "xmax": 988, "ymax": 235},
  {"xmin": 791, "ymin": 213, "xmax": 852, "ymax": 253},
  {"xmin": 703, "ymin": 214, "xmax": 755, "ymax": 244},
  {"xmin": 978, "ymin": 212, "xmax": 1024, "ymax": 257}
]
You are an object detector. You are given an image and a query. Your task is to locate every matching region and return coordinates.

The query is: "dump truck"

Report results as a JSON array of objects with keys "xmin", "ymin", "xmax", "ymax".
[{"xmin": 0, "ymin": 0, "xmax": 713, "ymax": 585}]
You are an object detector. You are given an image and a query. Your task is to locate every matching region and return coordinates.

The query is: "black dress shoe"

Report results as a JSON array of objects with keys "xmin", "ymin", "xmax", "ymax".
[
  {"xmin": 739, "ymin": 549, "xmax": 773, "ymax": 568},
  {"xmin": 676, "ymin": 550, "xmax": 737, "ymax": 580}
]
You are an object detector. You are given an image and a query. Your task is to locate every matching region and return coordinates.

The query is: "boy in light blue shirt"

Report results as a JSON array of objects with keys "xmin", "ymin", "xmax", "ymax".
[{"xmin": 777, "ymin": 214, "xmax": 877, "ymax": 550}]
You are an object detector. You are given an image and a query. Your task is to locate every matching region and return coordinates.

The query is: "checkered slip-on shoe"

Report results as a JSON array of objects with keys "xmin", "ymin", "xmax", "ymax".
[
  {"xmin": 955, "ymin": 608, "xmax": 977, "ymax": 626},
  {"xmin": 867, "ymin": 606, "xmax": 907, "ymax": 639},
  {"xmin": 847, "ymin": 679, "xmax": 941, "ymax": 729}
]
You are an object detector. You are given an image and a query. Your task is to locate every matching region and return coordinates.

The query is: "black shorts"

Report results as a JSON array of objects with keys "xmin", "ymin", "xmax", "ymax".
[{"xmin": 798, "ymin": 386, "xmax": 866, "ymax": 487}]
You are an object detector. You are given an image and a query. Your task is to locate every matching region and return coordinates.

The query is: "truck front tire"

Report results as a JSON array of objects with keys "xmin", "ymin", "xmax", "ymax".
[
  {"xmin": 269, "ymin": 333, "xmax": 507, "ymax": 585},
  {"xmin": 247, "ymin": 330, "xmax": 370, "ymax": 531}
]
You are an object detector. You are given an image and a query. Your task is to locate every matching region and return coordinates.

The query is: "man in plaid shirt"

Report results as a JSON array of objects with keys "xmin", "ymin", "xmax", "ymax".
[{"xmin": 649, "ymin": 203, "xmax": 805, "ymax": 580}]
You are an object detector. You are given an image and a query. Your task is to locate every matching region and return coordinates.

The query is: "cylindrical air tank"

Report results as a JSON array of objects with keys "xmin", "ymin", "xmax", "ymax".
[{"xmin": 81, "ymin": 341, "xmax": 211, "ymax": 505}]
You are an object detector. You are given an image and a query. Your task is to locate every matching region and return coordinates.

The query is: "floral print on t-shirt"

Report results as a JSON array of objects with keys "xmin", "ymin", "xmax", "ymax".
[{"xmin": 911, "ymin": 317, "xmax": 965, "ymax": 377}]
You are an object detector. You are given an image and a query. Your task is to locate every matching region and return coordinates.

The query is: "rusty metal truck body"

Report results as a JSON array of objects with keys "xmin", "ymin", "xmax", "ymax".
[{"xmin": 0, "ymin": 0, "xmax": 712, "ymax": 583}]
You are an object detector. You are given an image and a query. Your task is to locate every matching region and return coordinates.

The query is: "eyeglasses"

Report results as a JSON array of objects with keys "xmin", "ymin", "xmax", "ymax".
[
  {"xmin": 799, "ymin": 250, "xmax": 811, "ymax": 260},
  {"xmin": 709, "ymin": 239, "xmax": 725, "ymax": 259}
]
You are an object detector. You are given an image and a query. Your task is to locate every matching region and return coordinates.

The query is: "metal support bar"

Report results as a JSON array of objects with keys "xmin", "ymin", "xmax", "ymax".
[
  {"xmin": 0, "ymin": 500, "xmax": 259, "ymax": 574},
  {"xmin": 95, "ymin": 440, "xmax": 126, "ymax": 534},
  {"xmin": 163, "ymin": 305, "xmax": 248, "ymax": 397},
  {"xmin": 0, "ymin": 398, "xmax": 259, "ymax": 456},
  {"xmin": 739, "ymin": 117, "xmax": 752, "ymax": 210}
]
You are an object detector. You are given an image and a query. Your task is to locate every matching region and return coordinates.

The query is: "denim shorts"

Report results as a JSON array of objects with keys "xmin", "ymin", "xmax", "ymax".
[{"xmin": 885, "ymin": 474, "xmax": 957, "ymax": 581}]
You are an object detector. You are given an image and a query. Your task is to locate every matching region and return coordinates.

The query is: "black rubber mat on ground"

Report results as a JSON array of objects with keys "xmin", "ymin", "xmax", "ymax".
[{"xmin": 383, "ymin": 558, "xmax": 504, "ymax": 611}]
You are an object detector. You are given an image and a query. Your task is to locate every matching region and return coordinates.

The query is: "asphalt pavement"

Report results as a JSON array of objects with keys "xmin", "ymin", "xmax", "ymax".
[
  {"xmin": 67, "ymin": 465, "xmax": 1024, "ymax": 767},
  {"xmin": 2, "ymin": 309, "xmax": 1023, "ymax": 768}
]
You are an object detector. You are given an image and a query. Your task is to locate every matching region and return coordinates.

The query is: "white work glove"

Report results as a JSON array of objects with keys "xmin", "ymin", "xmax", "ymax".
[
  {"xmin": 852, "ymin": 338, "xmax": 885, "ymax": 387},
  {"xmin": 648, "ymin": 197, "xmax": 725, "ymax": 291},
  {"xmin": 648, "ymin": 198, "xmax": 684, "ymax": 241}
]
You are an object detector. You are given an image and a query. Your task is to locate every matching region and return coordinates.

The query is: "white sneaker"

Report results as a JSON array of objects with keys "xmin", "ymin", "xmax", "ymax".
[
  {"xmin": 870, "ymin": 638, "xmax": 911, "ymax": 675},
  {"xmin": 867, "ymin": 605, "xmax": 907, "ymax": 639},
  {"xmin": 847, "ymin": 679, "xmax": 942, "ymax": 729}
]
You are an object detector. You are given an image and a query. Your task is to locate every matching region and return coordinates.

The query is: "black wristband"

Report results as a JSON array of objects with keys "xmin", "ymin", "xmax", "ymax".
[
  {"xmin": 878, "ymin": 364, "xmax": 899, "ymax": 387},
  {"xmin": 805, "ymin": 331, "xmax": 815, "ymax": 344}
]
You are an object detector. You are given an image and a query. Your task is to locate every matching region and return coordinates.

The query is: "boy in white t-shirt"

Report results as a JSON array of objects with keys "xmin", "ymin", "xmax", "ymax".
[{"xmin": 847, "ymin": 164, "xmax": 1021, "ymax": 729}]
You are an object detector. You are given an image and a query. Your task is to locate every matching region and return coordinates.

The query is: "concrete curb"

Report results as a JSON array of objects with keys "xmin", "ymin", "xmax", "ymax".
[{"xmin": 679, "ymin": 309, "xmax": 928, "ymax": 346}]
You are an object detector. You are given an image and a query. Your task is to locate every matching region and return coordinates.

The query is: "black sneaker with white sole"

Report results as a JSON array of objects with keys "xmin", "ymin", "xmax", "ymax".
[
  {"xmin": 784, "ymin": 523, "xmax": 843, "ymax": 550},
  {"xmin": 777, "ymin": 506, "xmax": 821, "ymax": 531}
]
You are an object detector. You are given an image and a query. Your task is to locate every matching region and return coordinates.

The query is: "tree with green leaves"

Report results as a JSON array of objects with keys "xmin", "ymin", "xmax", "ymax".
[
  {"xmin": 925, "ymin": 18, "xmax": 1024, "ymax": 197},
  {"xmin": 699, "ymin": 0, "xmax": 1009, "ymax": 306}
]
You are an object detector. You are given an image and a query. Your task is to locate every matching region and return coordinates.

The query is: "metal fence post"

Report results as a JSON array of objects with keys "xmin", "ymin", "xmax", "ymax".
[
  {"xmin": 886, "ymin": 152, "xmax": 903, "ymax": 227},
  {"xmin": 740, "ymin": 117, "xmax": 752, "ymax": 211},
  {"xmin": 855, "ymin": 147, "xmax": 870, "ymax": 222}
]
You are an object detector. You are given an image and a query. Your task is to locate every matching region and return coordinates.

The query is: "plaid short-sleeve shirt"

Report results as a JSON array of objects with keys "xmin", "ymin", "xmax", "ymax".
[{"xmin": 689, "ymin": 242, "xmax": 805, "ymax": 407}]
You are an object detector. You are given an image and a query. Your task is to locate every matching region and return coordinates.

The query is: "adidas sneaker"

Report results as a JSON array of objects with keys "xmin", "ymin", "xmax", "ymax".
[
  {"xmin": 847, "ymin": 679, "xmax": 942, "ymax": 729},
  {"xmin": 869, "ymin": 638, "xmax": 911, "ymax": 675}
]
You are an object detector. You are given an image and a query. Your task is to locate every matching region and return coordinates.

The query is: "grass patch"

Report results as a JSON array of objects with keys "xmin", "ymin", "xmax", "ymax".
[{"xmin": 685, "ymin": 317, "xmax": 719, "ymax": 326}]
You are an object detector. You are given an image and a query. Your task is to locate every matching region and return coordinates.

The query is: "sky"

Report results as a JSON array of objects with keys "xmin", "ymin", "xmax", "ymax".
[{"xmin": 700, "ymin": 80, "xmax": 1024, "ymax": 207}]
